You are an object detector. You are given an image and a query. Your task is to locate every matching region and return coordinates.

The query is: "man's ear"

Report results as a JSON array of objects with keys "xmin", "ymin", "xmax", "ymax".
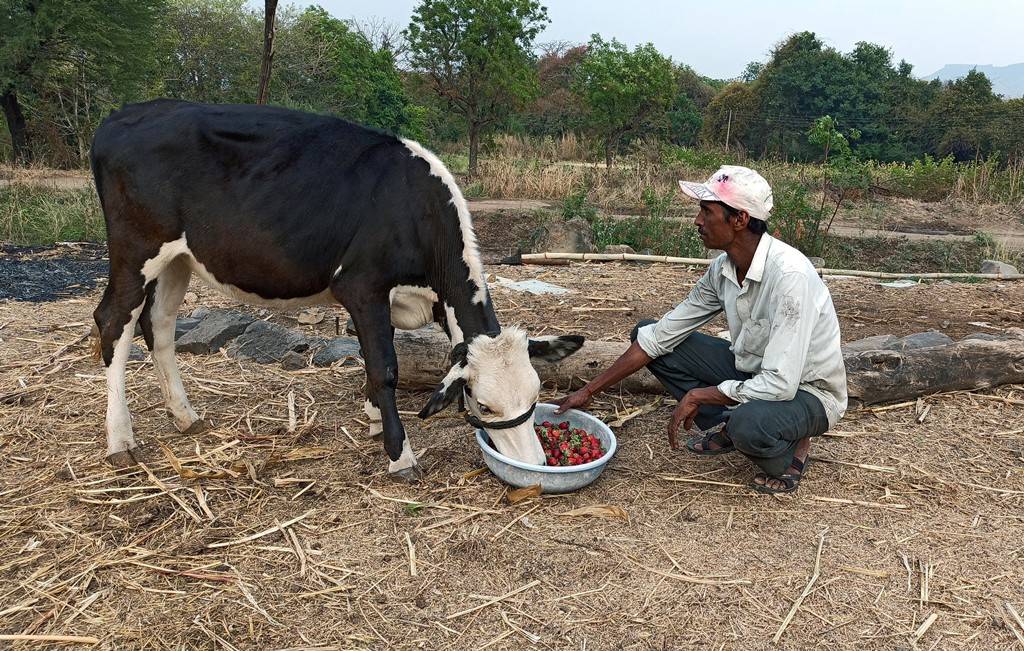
[
  {"xmin": 732, "ymin": 209, "xmax": 751, "ymax": 232},
  {"xmin": 528, "ymin": 335, "xmax": 585, "ymax": 362},
  {"xmin": 418, "ymin": 343, "xmax": 470, "ymax": 419}
]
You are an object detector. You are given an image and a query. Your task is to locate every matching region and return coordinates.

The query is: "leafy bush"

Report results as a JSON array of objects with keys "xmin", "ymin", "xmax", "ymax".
[
  {"xmin": 561, "ymin": 184, "xmax": 597, "ymax": 221},
  {"xmin": 769, "ymin": 181, "xmax": 822, "ymax": 255},
  {"xmin": 879, "ymin": 155, "xmax": 958, "ymax": 202},
  {"xmin": 588, "ymin": 214, "xmax": 703, "ymax": 257}
]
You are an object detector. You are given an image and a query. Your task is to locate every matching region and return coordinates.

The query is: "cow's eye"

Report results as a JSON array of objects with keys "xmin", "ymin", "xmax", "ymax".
[{"xmin": 478, "ymin": 404, "xmax": 493, "ymax": 415}]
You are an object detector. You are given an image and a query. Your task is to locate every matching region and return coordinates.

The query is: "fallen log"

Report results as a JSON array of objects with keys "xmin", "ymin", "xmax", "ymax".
[
  {"xmin": 843, "ymin": 335, "xmax": 1024, "ymax": 405},
  {"xmin": 393, "ymin": 328, "xmax": 662, "ymax": 394},
  {"xmin": 394, "ymin": 327, "xmax": 1024, "ymax": 406}
]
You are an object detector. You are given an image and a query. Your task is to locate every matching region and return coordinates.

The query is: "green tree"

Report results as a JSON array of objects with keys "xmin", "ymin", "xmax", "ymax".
[
  {"xmin": 0, "ymin": 0, "xmax": 165, "ymax": 163},
  {"xmin": 700, "ymin": 81, "xmax": 758, "ymax": 152},
  {"xmin": 929, "ymin": 70, "xmax": 1000, "ymax": 161},
  {"xmin": 405, "ymin": 0, "xmax": 549, "ymax": 174},
  {"xmin": 756, "ymin": 32, "xmax": 857, "ymax": 159},
  {"xmin": 805, "ymin": 115, "xmax": 870, "ymax": 254},
  {"xmin": 274, "ymin": 7, "xmax": 414, "ymax": 133},
  {"xmin": 162, "ymin": 0, "xmax": 261, "ymax": 104},
  {"xmin": 574, "ymin": 35, "xmax": 675, "ymax": 166},
  {"xmin": 518, "ymin": 43, "xmax": 587, "ymax": 138},
  {"xmin": 668, "ymin": 92, "xmax": 701, "ymax": 146}
]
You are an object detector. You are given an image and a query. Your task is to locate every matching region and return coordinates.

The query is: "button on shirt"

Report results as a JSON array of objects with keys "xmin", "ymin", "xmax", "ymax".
[{"xmin": 635, "ymin": 234, "xmax": 848, "ymax": 427}]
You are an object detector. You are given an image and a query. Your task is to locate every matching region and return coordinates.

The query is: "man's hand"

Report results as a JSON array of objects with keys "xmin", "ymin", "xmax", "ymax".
[
  {"xmin": 666, "ymin": 386, "xmax": 737, "ymax": 449},
  {"xmin": 553, "ymin": 387, "xmax": 592, "ymax": 414}
]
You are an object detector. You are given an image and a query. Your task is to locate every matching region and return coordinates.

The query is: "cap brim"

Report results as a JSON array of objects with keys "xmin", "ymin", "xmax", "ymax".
[{"xmin": 678, "ymin": 180, "xmax": 721, "ymax": 203}]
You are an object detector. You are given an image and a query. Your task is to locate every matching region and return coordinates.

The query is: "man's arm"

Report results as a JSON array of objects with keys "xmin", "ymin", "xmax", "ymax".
[
  {"xmin": 554, "ymin": 341, "xmax": 651, "ymax": 413},
  {"xmin": 634, "ymin": 267, "xmax": 723, "ymax": 358},
  {"xmin": 556, "ymin": 266, "xmax": 724, "ymax": 414}
]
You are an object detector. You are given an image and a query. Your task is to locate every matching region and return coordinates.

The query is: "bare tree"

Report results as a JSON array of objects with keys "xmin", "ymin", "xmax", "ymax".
[
  {"xmin": 256, "ymin": 0, "xmax": 279, "ymax": 104},
  {"xmin": 354, "ymin": 17, "xmax": 409, "ymax": 67}
]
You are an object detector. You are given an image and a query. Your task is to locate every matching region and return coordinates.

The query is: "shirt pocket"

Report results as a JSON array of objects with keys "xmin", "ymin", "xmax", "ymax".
[{"xmin": 739, "ymin": 319, "xmax": 770, "ymax": 357}]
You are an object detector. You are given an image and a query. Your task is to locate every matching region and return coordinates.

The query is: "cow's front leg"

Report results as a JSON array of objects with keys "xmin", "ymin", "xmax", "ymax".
[{"xmin": 341, "ymin": 295, "xmax": 421, "ymax": 482}]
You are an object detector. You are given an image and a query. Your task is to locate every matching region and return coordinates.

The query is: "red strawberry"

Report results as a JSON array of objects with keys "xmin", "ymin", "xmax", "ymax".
[{"xmin": 559, "ymin": 421, "xmax": 569, "ymax": 430}]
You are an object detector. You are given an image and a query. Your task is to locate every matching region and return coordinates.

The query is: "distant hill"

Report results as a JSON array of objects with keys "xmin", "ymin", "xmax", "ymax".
[{"xmin": 922, "ymin": 63, "xmax": 1024, "ymax": 98}]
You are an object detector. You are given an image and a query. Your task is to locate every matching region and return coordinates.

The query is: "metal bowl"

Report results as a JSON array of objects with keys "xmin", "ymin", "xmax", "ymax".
[{"xmin": 475, "ymin": 402, "xmax": 617, "ymax": 494}]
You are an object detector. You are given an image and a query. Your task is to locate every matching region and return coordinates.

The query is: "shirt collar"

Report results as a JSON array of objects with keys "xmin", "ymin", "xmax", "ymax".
[{"xmin": 721, "ymin": 234, "xmax": 774, "ymax": 286}]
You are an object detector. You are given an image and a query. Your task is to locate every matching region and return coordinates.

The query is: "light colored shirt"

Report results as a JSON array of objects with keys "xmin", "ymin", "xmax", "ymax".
[{"xmin": 636, "ymin": 234, "xmax": 848, "ymax": 427}]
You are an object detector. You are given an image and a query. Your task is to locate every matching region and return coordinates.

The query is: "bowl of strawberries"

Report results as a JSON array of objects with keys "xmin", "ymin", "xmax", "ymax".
[{"xmin": 475, "ymin": 403, "xmax": 617, "ymax": 493}]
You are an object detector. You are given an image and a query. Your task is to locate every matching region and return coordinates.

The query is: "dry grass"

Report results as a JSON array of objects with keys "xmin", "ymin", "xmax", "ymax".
[
  {"xmin": 1, "ymin": 262, "xmax": 1023, "ymax": 649},
  {"xmin": 0, "ymin": 184, "xmax": 105, "ymax": 245},
  {"xmin": 490, "ymin": 133, "xmax": 591, "ymax": 162}
]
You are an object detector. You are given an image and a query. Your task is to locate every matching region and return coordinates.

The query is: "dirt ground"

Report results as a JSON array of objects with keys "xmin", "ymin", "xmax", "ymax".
[{"xmin": 2, "ymin": 238, "xmax": 1024, "ymax": 649}]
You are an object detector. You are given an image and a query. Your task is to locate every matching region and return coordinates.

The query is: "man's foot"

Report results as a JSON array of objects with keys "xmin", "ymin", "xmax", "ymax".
[
  {"xmin": 751, "ymin": 438, "xmax": 810, "ymax": 494},
  {"xmin": 685, "ymin": 427, "xmax": 734, "ymax": 456}
]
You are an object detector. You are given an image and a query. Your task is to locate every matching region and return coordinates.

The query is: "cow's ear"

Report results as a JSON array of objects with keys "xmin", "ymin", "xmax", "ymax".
[
  {"xmin": 418, "ymin": 356, "xmax": 468, "ymax": 419},
  {"xmin": 528, "ymin": 335, "xmax": 585, "ymax": 362}
]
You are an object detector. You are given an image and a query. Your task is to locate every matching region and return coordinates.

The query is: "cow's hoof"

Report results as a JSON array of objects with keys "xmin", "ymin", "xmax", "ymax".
[
  {"xmin": 389, "ymin": 465, "xmax": 424, "ymax": 483},
  {"xmin": 106, "ymin": 448, "xmax": 141, "ymax": 468},
  {"xmin": 364, "ymin": 425, "xmax": 383, "ymax": 440},
  {"xmin": 180, "ymin": 418, "xmax": 214, "ymax": 437}
]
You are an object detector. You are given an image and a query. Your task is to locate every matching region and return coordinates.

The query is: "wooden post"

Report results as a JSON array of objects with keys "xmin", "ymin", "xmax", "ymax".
[
  {"xmin": 724, "ymin": 109, "xmax": 732, "ymax": 151},
  {"xmin": 256, "ymin": 0, "xmax": 279, "ymax": 105}
]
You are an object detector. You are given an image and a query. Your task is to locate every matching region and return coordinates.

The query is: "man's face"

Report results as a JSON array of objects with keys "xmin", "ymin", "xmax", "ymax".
[{"xmin": 695, "ymin": 201, "xmax": 745, "ymax": 249}]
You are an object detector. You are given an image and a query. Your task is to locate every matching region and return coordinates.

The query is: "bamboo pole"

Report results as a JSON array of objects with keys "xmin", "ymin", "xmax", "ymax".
[{"xmin": 518, "ymin": 252, "xmax": 1024, "ymax": 281}]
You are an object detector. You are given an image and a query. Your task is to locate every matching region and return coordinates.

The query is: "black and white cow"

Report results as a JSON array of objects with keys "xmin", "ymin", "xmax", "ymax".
[{"xmin": 90, "ymin": 99, "xmax": 583, "ymax": 479}]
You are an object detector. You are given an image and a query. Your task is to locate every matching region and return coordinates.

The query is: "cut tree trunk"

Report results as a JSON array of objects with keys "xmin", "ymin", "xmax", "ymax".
[
  {"xmin": 843, "ymin": 336, "xmax": 1024, "ymax": 405},
  {"xmin": 392, "ymin": 328, "xmax": 662, "ymax": 394},
  {"xmin": 1, "ymin": 88, "xmax": 31, "ymax": 164},
  {"xmin": 392, "ymin": 327, "xmax": 1024, "ymax": 407}
]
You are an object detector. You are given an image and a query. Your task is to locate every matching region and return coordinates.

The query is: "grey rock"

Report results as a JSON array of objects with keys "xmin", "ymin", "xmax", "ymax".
[
  {"xmin": 345, "ymin": 317, "xmax": 358, "ymax": 337},
  {"xmin": 128, "ymin": 343, "xmax": 147, "ymax": 361},
  {"xmin": 807, "ymin": 256, "xmax": 825, "ymax": 268},
  {"xmin": 175, "ymin": 310, "xmax": 255, "ymax": 354},
  {"xmin": 843, "ymin": 334, "xmax": 900, "ymax": 352},
  {"xmin": 174, "ymin": 317, "xmax": 202, "ymax": 340},
  {"xmin": 280, "ymin": 350, "xmax": 308, "ymax": 371},
  {"xmin": 896, "ymin": 330, "xmax": 954, "ymax": 350},
  {"xmin": 312, "ymin": 337, "xmax": 362, "ymax": 367},
  {"xmin": 537, "ymin": 217, "xmax": 597, "ymax": 253},
  {"xmin": 961, "ymin": 332, "xmax": 1008, "ymax": 342},
  {"xmin": 979, "ymin": 259, "xmax": 1019, "ymax": 276},
  {"xmin": 225, "ymin": 320, "xmax": 310, "ymax": 363},
  {"xmin": 190, "ymin": 307, "xmax": 211, "ymax": 320},
  {"xmin": 602, "ymin": 244, "xmax": 636, "ymax": 255}
]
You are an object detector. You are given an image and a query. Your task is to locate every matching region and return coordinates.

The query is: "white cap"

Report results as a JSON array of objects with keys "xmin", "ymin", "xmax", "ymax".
[{"xmin": 678, "ymin": 165, "xmax": 773, "ymax": 221}]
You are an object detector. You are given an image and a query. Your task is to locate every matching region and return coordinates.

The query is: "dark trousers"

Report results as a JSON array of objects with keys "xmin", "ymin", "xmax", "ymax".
[{"xmin": 631, "ymin": 320, "xmax": 829, "ymax": 476}]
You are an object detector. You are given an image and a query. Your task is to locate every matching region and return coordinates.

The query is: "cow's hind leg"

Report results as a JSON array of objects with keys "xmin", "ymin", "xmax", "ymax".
[
  {"xmin": 94, "ymin": 267, "xmax": 148, "ymax": 466},
  {"xmin": 335, "ymin": 284, "xmax": 420, "ymax": 481},
  {"xmin": 144, "ymin": 257, "xmax": 205, "ymax": 434}
]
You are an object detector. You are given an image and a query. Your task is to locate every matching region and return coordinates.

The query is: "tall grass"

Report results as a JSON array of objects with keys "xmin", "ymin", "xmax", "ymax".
[
  {"xmin": 469, "ymin": 135, "xmax": 1024, "ymax": 208},
  {"xmin": 0, "ymin": 185, "xmax": 105, "ymax": 245}
]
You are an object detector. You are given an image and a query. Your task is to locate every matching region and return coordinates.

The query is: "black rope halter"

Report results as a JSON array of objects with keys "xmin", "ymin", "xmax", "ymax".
[
  {"xmin": 461, "ymin": 386, "xmax": 536, "ymax": 430},
  {"xmin": 463, "ymin": 402, "xmax": 536, "ymax": 430}
]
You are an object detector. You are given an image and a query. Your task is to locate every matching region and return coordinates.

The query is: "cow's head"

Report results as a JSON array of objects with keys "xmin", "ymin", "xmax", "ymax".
[{"xmin": 418, "ymin": 327, "xmax": 584, "ymax": 464}]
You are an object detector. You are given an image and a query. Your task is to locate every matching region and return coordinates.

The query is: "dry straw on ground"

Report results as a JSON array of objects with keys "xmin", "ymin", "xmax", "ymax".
[{"xmin": 1, "ymin": 263, "xmax": 1022, "ymax": 649}]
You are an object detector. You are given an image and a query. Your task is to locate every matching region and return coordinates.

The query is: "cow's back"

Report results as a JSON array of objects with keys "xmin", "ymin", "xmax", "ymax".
[{"xmin": 91, "ymin": 100, "xmax": 441, "ymax": 299}]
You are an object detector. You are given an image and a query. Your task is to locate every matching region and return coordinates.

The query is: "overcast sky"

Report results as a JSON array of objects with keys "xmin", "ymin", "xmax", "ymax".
[{"xmin": 281, "ymin": 0, "xmax": 1024, "ymax": 79}]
